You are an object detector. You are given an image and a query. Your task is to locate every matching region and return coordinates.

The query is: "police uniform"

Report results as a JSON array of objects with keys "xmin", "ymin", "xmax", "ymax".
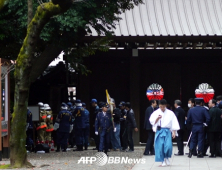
[
  {"xmin": 73, "ymin": 100, "xmax": 86, "ymax": 151},
  {"xmin": 26, "ymin": 109, "xmax": 34, "ymax": 151},
  {"xmin": 91, "ymin": 99, "xmax": 100, "ymax": 150},
  {"xmin": 44, "ymin": 104, "xmax": 54, "ymax": 142},
  {"xmin": 56, "ymin": 103, "xmax": 72, "ymax": 152},
  {"xmin": 67, "ymin": 102, "xmax": 75, "ymax": 148},
  {"xmin": 37, "ymin": 102, "xmax": 47, "ymax": 143},
  {"xmin": 187, "ymin": 98, "xmax": 210, "ymax": 158},
  {"xmin": 95, "ymin": 103, "xmax": 112, "ymax": 155},
  {"xmin": 119, "ymin": 101, "xmax": 127, "ymax": 148},
  {"xmin": 82, "ymin": 103, "xmax": 90, "ymax": 150}
]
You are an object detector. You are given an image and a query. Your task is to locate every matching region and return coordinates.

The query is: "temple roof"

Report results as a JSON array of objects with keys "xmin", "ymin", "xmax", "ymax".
[{"xmin": 88, "ymin": 0, "xmax": 222, "ymax": 36}]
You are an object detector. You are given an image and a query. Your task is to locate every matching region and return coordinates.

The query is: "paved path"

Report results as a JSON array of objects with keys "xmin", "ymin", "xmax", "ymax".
[{"xmin": 132, "ymin": 146, "xmax": 222, "ymax": 170}]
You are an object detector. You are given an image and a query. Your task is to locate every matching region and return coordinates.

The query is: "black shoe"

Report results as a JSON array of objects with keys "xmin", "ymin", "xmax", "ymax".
[
  {"xmin": 151, "ymin": 152, "xmax": 155, "ymax": 155},
  {"xmin": 93, "ymin": 147, "xmax": 98, "ymax": 150},
  {"xmin": 174, "ymin": 153, "xmax": 184, "ymax": 156},
  {"xmin": 203, "ymin": 153, "xmax": 208, "ymax": 156},
  {"xmin": 55, "ymin": 150, "xmax": 60, "ymax": 152},
  {"xmin": 197, "ymin": 152, "xmax": 204, "ymax": 158},
  {"xmin": 209, "ymin": 154, "xmax": 216, "ymax": 158},
  {"xmin": 188, "ymin": 149, "xmax": 193, "ymax": 158},
  {"xmin": 62, "ymin": 150, "xmax": 67, "ymax": 152},
  {"xmin": 143, "ymin": 153, "xmax": 151, "ymax": 156},
  {"xmin": 127, "ymin": 149, "xmax": 134, "ymax": 152}
]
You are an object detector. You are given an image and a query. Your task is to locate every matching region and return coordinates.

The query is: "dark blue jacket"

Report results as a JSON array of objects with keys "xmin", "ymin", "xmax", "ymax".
[
  {"xmin": 27, "ymin": 109, "xmax": 33, "ymax": 129},
  {"xmin": 84, "ymin": 109, "xmax": 90, "ymax": 125},
  {"xmin": 95, "ymin": 112, "xmax": 112, "ymax": 132},
  {"xmin": 58, "ymin": 109, "xmax": 72, "ymax": 133},
  {"xmin": 187, "ymin": 106, "xmax": 210, "ymax": 125},
  {"xmin": 73, "ymin": 106, "xmax": 86, "ymax": 129},
  {"xmin": 144, "ymin": 106, "xmax": 154, "ymax": 130}
]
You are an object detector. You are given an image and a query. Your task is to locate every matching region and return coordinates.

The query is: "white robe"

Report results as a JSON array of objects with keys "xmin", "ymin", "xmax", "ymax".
[{"xmin": 149, "ymin": 108, "xmax": 180, "ymax": 133}]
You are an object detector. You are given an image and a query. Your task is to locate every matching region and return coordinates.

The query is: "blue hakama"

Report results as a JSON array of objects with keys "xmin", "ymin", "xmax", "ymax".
[{"xmin": 154, "ymin": 128, "xmax": 172, "ymax": 162}]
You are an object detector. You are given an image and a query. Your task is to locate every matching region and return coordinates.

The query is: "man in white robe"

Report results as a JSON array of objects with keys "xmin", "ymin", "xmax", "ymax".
[{"xmin": 149, "ymin": 99, "xmax": 180, "ymax": 167}]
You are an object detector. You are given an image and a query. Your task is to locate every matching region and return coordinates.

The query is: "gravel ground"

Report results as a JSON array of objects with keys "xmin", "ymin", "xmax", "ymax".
[{"xmin": 0, "ymin": 147, "xmax": 144, "ymax": 170}]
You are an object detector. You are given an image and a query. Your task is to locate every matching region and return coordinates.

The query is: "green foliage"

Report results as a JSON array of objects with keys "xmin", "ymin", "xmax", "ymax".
[
  {"xmin": 0, "ymin": 0, "xmax": 143, "ymax": 72},
  {"xmin": 65, "ymin": 37, "xmax": 112, "ymax": 75}
]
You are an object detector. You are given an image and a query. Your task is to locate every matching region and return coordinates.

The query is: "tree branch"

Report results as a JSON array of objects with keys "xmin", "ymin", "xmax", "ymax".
[
  {"xmin": 29, "ymin": 44, "xmax": 62, "ymax": 82},
  {"xmin": 27, "ymin": 0, "xmax": 33, "ymax": 25}
]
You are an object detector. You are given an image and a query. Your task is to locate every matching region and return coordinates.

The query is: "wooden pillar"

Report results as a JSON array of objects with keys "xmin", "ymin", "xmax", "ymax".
[
  {"xmin": 130, "ymin": 49, "xmax": 140, "ymax": 145},
  {"xmin": 3, "ymin": 71, "xmax": 10, "ymax": 158},
  {"xmin": 0, "ymin": 58, "xmax": 2, "ymax": 160}
]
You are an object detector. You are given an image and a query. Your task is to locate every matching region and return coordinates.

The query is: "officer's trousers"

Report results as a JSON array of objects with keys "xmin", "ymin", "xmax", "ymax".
[
  {"xmin": 83, "ymin": 124, "xmax": 90, "ymax": 146},
  {"xmin": 26, "ymin": 128, "xmax": 33, "ymax": 147},
  {"xmin": 99, "ymin": 129, "xmax": 110, "ymax": 152},
  {"xmin": 75, "ymin": 128, "xmax": 84, "ymax": 146},
  {"xmin": 57, "ymin": 131, "xmax": 69, "ymax": 150},
  {"xmin": 190, "ymin": 125, "xmax": 204, "ymax": 152}
]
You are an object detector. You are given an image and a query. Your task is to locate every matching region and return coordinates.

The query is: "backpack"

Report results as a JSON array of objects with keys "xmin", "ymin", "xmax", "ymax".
[{"xmin": 35, "ymin": 144, "xmax": 50, "ymax": 153}]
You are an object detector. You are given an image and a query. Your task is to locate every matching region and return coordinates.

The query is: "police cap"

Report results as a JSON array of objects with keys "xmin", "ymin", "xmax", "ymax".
[
  {"xmin": 91, "ymin": 99, "xmax": 97, "ymax": 103},
  {"xmin": 67, "ymin": 102, "xmax": 73, "ymax": 107},
  {"xmin": 100, "ymin": 102, "xmax": 109, "ymax": 108},
  {"xmin": 119, "ymin": 101, "xmax": 125, "ymax": 107},
  {"xmin": 194, "ymin": 98, "xmax": 204, "ymax": 102},
  {"xmin": 82, "ymin": 103, "xmax": 86, "ymax": 107}
]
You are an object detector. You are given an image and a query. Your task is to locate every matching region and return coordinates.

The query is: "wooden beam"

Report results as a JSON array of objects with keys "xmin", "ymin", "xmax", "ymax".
[
  {"xmin": 183, "ymin": 43, "xmax": 187, "ymax": 49},
  {"xmin": 193, "ymin": 43, "xmax": 197, "ymax": 49},
  {"xmin": 154, "ymin": 42, "xmax": 158, "ymax": 49},
  {"xmin": 202, "ymin": 43, "xmax": 207, "ymax": 49},
  {"xmin": 164, "ymin": 42, "xmax": 168, "ymax": 49},
  {"xmin": 173, "ymin": 43, "xmax": 177, "ymax": 49}
]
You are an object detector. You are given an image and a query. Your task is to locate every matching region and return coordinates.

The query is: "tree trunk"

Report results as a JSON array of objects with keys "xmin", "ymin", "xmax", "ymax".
[
  {"xmin": 10, "ymin": 1, "xmax": 71, "ymax": 167},
  {"xmin": 10, "ymin": 65, "xmax": 33, "ymax": 168}
]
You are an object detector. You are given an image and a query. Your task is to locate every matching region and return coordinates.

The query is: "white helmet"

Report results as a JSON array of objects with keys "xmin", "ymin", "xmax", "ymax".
[
  {"xmin": 38, "ymin": 102, "xmax": 43, "ymax": 107},
  {"xmin": 44, "ymin": 104, "xmax": 51, "ymax": 110},
  {"xmin": 38, "ymin": 102, "xmax": 44, "ymax": 110}
]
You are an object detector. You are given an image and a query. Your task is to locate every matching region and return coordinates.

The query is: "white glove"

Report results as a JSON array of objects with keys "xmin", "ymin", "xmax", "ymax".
[
  {"xmin": 114, "ymin": 128, "xmax": 116, "ymax": 132},
  {"xmin": 47, "ymin": 115, "xmax": 51, "ymax": 118},
  {"xmin": 26, "ymin": 123, "xmax": 29, "ymax": 131},
  {"xmin": 69, "ymin": 124, "xmax": 73, "ymax": 133},
  {"xmin": 95, "ymin": 131, "xmax": 98, "ymax": 135},
  {"xmin": 53, "ymin": 122, "xmax": 60, "ymax": 130}
]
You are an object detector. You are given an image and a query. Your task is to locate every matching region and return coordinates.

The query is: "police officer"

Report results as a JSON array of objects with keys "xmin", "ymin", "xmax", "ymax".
[
  {"xmin": 26, "ymin": 108, "xmax": 34, "ymax": 152},
  {"xmin": 56, "ymin": 103, "xmax": 72, "ymax": 152},
  {"xmin": 119, "ymin": 101, "xmax": 127, "ymax": 148},
  {"xmin": 187, "ymin": 98, "xmax": 210, "ymax": 158},
  {"xmin": 73, "ymin": 99, "xmax": 86, "ymax": 151},
  {"xmin": 82, "ymin": 102, "xmax": 90, "ymax": 150},
  {"xmin": 95, "ymin": 102, "xmax": 113, "ymax": 155},
  {"xmin": 37, "ymin": 102, "xmax": 47, "ymax": 143},
  {"xmin": 67, "ymin": 102, "xmax": 75, "ymax": 148},
  {"xmin": 91, "ymin": 99, "xmax": 100, "ymax": 150}
]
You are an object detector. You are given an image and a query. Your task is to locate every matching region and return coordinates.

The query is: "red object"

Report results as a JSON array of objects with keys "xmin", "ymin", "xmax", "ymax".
[
  {"xmin": 45, "ymin": 140, "xmax": 49, "ymax": 145},
  {"xmin": 36, "ymin": 138, "xmax": 40, "ymax": 145},
  {"xmin": 146, "ymin": 83, "xmax": 164, "ymax": 100},
  {"xmin": 51, "ymin": 140, "xmax": 55, "ymax": 151},
  {"xmin": 195, "ymin": 83, "xmax": 215, "ymax": 103}
]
